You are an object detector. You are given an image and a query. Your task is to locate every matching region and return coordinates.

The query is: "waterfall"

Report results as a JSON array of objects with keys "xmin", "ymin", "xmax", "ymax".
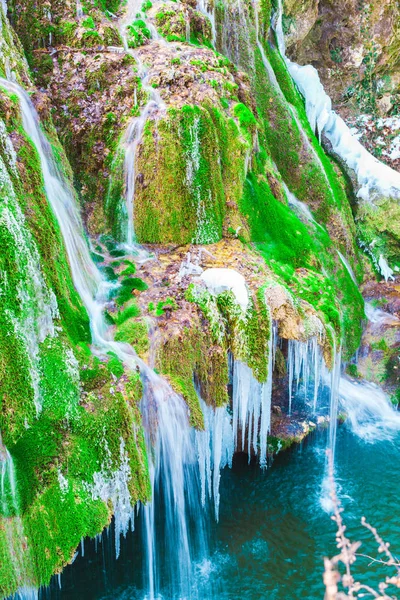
[
  {"xmin": 283, "ymin": 181, "xmax": 318, "ymax": 226},
  {"xmin": 0, "ymin": 77, "xmax": 216, "ymax": 598},
  {"xmin": 139, "ymin": 377, "xmax": 212, "ymax": 599},
  {"xmin": 337, "ymin": 251, "xmax": 357, "ymax": 285},
  {"xmin": 0, "ymin": 143, "xmax": 58, "ymax": 414},
  {"xmin": 76, "ymin": 0, "xmax": 83, "ymax": 19},
  {"xmin": 328, "ymin": 348, "xmax": 342, "ymax": 459},
  {"xmin": 119, "ymin": 2, "xmax": 165, "ymax": 247},
  {"xmin": 1, "ymin": 442, "xmax": 36, "ymax": 597},
  {"xmin": 273, "ymin": 0, "xmax": 400, "ymax": 212},
  {"xmin": 253, "ymin": 0, "xmax": 337, "ymax": 204},
  {"xmin": 319, "ymin": 341, "xmax": 341, "ymax": 512},
  {"xmin": 196, "ymin": 0, "xmax": 216, "ymax": 47}
]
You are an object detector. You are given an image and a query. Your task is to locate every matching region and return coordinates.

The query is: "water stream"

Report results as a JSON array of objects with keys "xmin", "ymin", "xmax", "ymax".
[
  {"xmin": 273, "ymin": 0, "xmax": 400, "ymax": 218},
  {"xmin": 118, "ymin": 0, "xmax": 165, "ymax": 247}
]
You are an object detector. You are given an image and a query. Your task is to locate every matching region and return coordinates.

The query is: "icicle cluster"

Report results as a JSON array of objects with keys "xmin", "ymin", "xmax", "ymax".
[
  {"xmin": 196, "ymin": 400, "xmax": 234, "ymax": 521},
  {"xmin": 287, "ymin": 338, "xmax": 323, "ymax": 415}
]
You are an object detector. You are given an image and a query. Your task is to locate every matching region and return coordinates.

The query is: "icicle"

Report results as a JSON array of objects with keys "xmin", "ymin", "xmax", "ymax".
[
  {"xmin": 287, "ymin": 340, "xmax": 294, "ymax": 415},
  {"xmin": 259, "ymin": 332, "xmax": 273, "ymax": 468},
  {"xmin": 312, "ymin": 338, "xmax": 321, "ymax": 415},
  {"xmin": 287, "ymin": 338, "xmax": 324, "ymax": 415},
  {"xmin": 231, "ymin": 354, "xmax": 272, "ymax": 467}
]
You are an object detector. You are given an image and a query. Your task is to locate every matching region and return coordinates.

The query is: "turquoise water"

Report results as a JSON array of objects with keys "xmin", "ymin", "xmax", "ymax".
[{"xmin": 40, "ymin": 423, "xmax": 400, "ymax": 599}]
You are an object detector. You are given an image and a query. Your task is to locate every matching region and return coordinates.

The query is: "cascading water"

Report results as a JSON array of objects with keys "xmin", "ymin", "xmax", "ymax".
[
  {"xmin": 0, "ymin": 38, "xmax": 283, "ymax": 600},
  {"xmin": 273, "ymin": 0, "xmax": 400, "ymax": 281},
  {"xmin": 339, "ymin": 378, "xmax": 400, "ymax": 442},
  {"xmin": 0, "ymin": 140, "xmax": 58, "ymax": 414},
  {"xmin": 0, "ymin": 440, "xmax": 37, "ymax": 599},
  {"xmin": 0, "ymin": 78, "xmax": 213, "ymax": 597},
  {"xmin": 252, "ymin": 0, "xmax": 338, "ymax": 206},
  {"xmin": 196, "ymin": 0, "xmax": 216, "ymax": 46},
  {"xmin": 282, "ymin": 181, "xmax": 318, "ymax": 227},
  {"xmin": 327, "ymin": 349, "xmax": 342, "ymax": 458},
  {"xmin": 0, "ymin": 442, "xmax": 17, "ymax": 518},
  {"xmin": 139, "ymin": 379, "xmax": 212, "ymax": 599},
  {"xmin": 118, "ymin": 1, "xmax": 165, "ymax": 248},
  {"xmin": 75, "ymin": 0, "xmax": 83, "ymax": 19}
]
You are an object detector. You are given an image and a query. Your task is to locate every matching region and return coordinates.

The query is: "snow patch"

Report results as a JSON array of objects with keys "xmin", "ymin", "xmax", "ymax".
[{"xmin": 200, "ymin": 268, "xmax": 249, "ymax": 311}]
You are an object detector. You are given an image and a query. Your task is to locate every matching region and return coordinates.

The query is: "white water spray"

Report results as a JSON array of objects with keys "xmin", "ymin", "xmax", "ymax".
[{"xmin": 339, "ymin": 378, "xmax": 400, "ymax": 442}]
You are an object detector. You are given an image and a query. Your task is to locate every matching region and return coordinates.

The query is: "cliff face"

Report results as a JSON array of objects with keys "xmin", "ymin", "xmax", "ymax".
[{"xmin": 0, "ymin": 0, "xmax": 398, "ymax": 595}]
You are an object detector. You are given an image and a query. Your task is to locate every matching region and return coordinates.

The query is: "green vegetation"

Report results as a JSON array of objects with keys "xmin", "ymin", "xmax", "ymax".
[{"xmin": 126, "ymin": 19, "xmax": 151, "ymax": 48}]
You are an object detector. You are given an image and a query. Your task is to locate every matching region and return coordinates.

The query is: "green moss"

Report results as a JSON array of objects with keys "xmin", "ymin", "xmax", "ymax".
[
  {"xmin": 151, "ymin": 297, "xmax": 178, "ymax": 316},
  {"xmin": 106, "ymin": 351, "xmax": 125, "ymax": 378},
  {"xmin": 122, "ymin": 277, "xmax": 148, "ymax": 291},
  {"xmin": 116, "ymin": 300, "xmax": 141, "ymax": 324},
  {"xmin": 127, "ymin": 19, "xmax": 151, "ymax": 48},
  {"xmin": 120, "ymin": 261, "xmax": 136, "ymax": 276},
  {"xmin": 240, "ymin": 172, "xmax": 317, "ymax": 267},
  {"xmin": 0, "ymin": 39, "xmax": 153, "ymax": 599},
  {"xmin": 82, "ymin": 16, "xmax": 96, "ymax": 29},
  {"xmin": 135, "ymin": 104, "xmax": 247, "ymax": 244},
  {"xmin": 115, "ymin": 318, "xmax": 150, "ymax": 356},
  {"xmin": 158, "ymin": 319, "xmax": 229, "ymax": 423},
  {"xmin": 102, "ymin": 265, "xmax": 118, "ymax": 281}
]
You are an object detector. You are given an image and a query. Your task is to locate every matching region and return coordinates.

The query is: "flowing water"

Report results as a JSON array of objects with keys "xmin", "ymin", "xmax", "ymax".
[
  {"xmin": 118, "ymin": 0, "xmax": 165, "ymax": 247},
  {"xmin": 0, "ymin": 78, "xmax": 210, "ymax": 599}
]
